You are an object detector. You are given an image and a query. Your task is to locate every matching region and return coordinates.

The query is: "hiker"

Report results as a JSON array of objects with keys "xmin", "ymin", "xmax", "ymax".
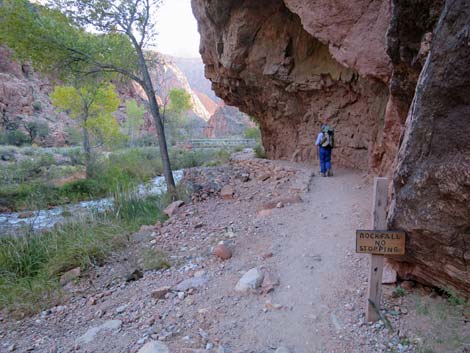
[{"xmin": 315, "ymin": 124, "xmax": 335, "ymax": 177}]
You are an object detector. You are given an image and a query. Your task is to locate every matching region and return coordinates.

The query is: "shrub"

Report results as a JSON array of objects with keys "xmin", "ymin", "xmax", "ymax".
[
  {"xmin": 254, "ymin": 144, "xmax": 266, "ymax": 158},
  {"xmin": 6, "ymin": 130, "xmax": 31, "ymax": 146},
  {"xmin": 32, "ymin": 101, "xmax": 42, "ymax": 112},
  {"xmin": 59, "ymin": 179, "xmax": 106, "ymax": 200},
  {"xmin": 244, "ymin": 126, "xmax": 261, "ymax": 142}
]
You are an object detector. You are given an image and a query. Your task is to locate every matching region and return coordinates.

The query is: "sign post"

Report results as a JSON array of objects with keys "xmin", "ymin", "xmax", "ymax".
[{"xmin": 356, "ymin": 177, "xmax": 406, "ymax": 322}]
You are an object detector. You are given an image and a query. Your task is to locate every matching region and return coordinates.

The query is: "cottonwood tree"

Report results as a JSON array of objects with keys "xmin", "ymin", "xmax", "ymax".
[
  {"xmin": 124, "ymin": 99, "xmax": 145, "ymax": 146},
  {"xmin": 0, "ymin": 0, "xmax": 177, "ymax": 195},
  {"xmin": 50, "ymin": 0, "xmax": 177, "ymax": 194},
  {"xmin": 51, "ymin": 82, "xmax": 122, "ymax": 176}
]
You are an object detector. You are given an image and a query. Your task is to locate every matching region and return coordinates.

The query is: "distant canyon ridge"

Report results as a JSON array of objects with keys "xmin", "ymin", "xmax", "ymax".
[
  {"xmin": 191, "ymin": 0, "xmax": 470, "ymax": 295},
  {"xmin": 0, "ymin": 46, "xmax": 253, "ymax": 146}
]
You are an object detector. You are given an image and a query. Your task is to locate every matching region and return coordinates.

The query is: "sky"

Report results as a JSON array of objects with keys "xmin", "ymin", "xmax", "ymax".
[{"xmin": 154, "ymin": 0, "xmax": 201, "ymax": 58}]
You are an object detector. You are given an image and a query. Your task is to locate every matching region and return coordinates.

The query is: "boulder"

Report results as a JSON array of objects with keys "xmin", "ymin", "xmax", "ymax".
[
  {"xmin": 163, "ymin": 200, "xmax": 184, "ymax": 217},
  {"xmin": 175, "ymin": 276, "xmax": 209, "ymax": 291},
  {"xmin": 151, "ymin": 286, "xmax": 171, "ymax": 300},
  {"xmin": 235, "ymin": 268, "xmax": 264, "ymax": 292},
  {"xmin": 75, "ymin": 320, "xmax": 122, "ymax": 345},
  {"xmin": 60, "ymin": 267, "xmax": 81, "ymax": 286},
  {"xmin": 220, "ymin": 185, "xmax": 235, "ymax": 200},
  {"xmin": 138, "ymin": 341, "xmax": 170, "ymax": 353},
  {"xmin": 212, "ymin": 244, "xmax": 232, "ymax": 260}
]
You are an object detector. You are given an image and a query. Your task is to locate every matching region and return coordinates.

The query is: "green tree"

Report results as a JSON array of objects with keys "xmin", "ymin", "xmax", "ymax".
[
  {"xmin": 124, "ymin": 99, "xmax": 145, "ymax": 146},
  {"xmin": 23, "ymin": 121, "xmax": 50, "ymax": 143},
  {"xmin": 50, "ymin": 0, "xmax": 177, "ymax": 195},
  {"xmin": 50, "ymin": 83, "xmax": 122, "ymax": 175},
  {"xmin": 0, "ymin": 0, "xmax": 177, "ymax": 195},
  {"xmin": 164, "ymin": 88, "xmax": 192, "ymax": 144}
]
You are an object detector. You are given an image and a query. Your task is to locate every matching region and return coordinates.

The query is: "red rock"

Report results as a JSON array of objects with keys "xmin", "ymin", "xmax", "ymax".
[
  {"xmin": 59, "ymin": 267, "xmax": 81, "ymax": 286},
  {"xmin": 261, "ymin": 252, "xmax": 273, "ymax": 260},
  {"xmin": 212, "ymin": 244, "xmax": 232, "ymax": 260},
  {"xmin": 163, "ymin": 200, "xmax": 184, "ymax": 217},
  {"xmin": 257, "ymin": 209, "xmax": 273, "ymax": 217},
  {"xmin": 151, "ymin": 286, "xmax": 171, "ymax": 300},
  {"xmin": 400, "ymin": 281, "xmax": 415, "ymax": 291},
  {"xmin": 220, "ymin": 185, "xmax": 235, "ymax": 200}
]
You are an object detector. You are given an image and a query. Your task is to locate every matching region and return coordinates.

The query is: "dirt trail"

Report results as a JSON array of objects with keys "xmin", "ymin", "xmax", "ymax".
[{"xmin": 225, "ymin": 167, "xmax": 372, "ymax": 353}]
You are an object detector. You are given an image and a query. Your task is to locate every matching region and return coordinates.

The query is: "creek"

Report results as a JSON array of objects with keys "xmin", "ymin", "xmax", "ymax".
[{"xmin": 0, "ymin": 170, "xmax": 184, "ymax": 234}]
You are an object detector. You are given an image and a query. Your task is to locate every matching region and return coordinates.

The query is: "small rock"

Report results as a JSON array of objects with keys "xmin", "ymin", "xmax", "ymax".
[
  {"xmin": 163, "ymin": 200, "xmax": 184, "ymax": 217},
  {"xmin": 87, "ymin": 297, "xmax": 97, "ymax": 306},
  {"xmin": 137, "ymin": 340, "xmax": 170, "ymax": 353},
  {"xmin": 261, "ymin": 272, "xmax": 280, "ymax": 293},
  {"xmin": 261, "ymin": 252, "xmax": 273, "ymax": 260},
  {"xmin": 7, "ymin": 344, "xmax": 16, "ymax": 352},
  {"xmin": 344, "ymin": 303, "xmax": 354, "ymax": 311},
  {"xmin": 265, "ymin": 300, "xmax": 283, "ymax": 310},
  {"xmin": 18, "ymin": 211, "xmax": 35, "ymax": 219},
  {"xmin": 59, "ymin": 267, "xmax": 81, "ymax": 286},
  {"xmin": 276, "ymin": 202, "xmax": 284, "ymax": 208},
  {"xmin": 151, "ymin": 286, "xmax": 171, "ymax": 300},
  {"xmin": 175, "ymin": 276, "xmax": 209, "ymax": 291},
  {"xmin": 76, "ymin": 320, "xmax": 122, "ymax": 345},
  {"xmin": 220, "ymin": 185, "xmax": 235, "ymax": 200},
  {"xmin": 235, "ymin": 268, "xmax": 264, "ymax": 292},
  {"xmin": 213, "ymin": 244, "xmax": 232, "ymax": 260},
  {"xmin": 257, "ymin": 209, "xmax": 272, "ymax": 217},
  {"xmin": 115, "ymin": 304, "xmax": 127, "ymax": 314}
]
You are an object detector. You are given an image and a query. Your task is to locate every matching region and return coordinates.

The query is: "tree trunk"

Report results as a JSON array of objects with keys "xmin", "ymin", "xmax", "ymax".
[
  {"xmin": 134, "ymin": 47, "xmax": 176, "ymax": 197},
  {"xmin": 83, "ymin": 125, "xmax": 91, "ymax": 178}
]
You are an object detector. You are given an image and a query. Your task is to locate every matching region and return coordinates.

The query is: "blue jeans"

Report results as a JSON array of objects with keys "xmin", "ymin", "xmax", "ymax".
[{"xmin": 319, "ymin": 147, "xmax": 332, "ymax": 174}]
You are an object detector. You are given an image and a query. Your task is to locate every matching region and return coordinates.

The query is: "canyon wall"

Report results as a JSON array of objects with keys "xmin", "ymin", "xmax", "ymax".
[
  {"xmin": 191, "ymin": 0, "xmax": 400, "ymax": 172},
  {"xmin": 192, "ymin": 0, "xmax": 469, "ymax": 293},
  {"xmin": 389, "ymin": 0, "xmax": 470, "ymax": 294}
]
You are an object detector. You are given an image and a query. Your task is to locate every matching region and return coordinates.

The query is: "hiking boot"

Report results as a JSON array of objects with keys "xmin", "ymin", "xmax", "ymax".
[
  {"xmin": 320, "ymin": 172, "xmax": 326, "ymax": 177},
  {"xmin": 327, "ymin": 169, "xmax": 333, "ymax": 177}
]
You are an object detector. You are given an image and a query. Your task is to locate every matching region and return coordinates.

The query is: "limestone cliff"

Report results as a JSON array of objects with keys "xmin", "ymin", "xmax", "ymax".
[{"xmin": 191, "ymin": 0, "xmax": 469, "ymax": 294}]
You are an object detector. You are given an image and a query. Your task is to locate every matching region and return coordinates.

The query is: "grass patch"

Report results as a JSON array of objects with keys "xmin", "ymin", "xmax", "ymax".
[
  {"xmin": 254, "ymin": 144, "xmax": 266, "ymax": 158},
  {"xmin": 393, "ymin": 285, "xmax": 406, "ymax": 297},
  {"xmin": 140, "ymin": 248, "xmax": 170, "ymax": 271},
  {"xmin": 0, "ymin": 188, "xmax": 167, "ymax": 315}
]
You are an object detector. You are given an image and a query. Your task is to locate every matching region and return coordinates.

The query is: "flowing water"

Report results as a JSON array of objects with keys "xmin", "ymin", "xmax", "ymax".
[{"xmin": 0, "ymin": 170, "xmax": 184, "ymax": 234}]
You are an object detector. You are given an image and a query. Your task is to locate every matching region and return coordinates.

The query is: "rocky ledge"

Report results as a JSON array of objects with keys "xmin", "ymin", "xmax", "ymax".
[{"xmin": 191, "ymin": 0, "xmax": 469, "ymax": 294}]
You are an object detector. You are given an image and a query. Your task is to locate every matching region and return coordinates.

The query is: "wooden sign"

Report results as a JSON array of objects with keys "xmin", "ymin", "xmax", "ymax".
[{"xmin": 356, "ymin": 230, "xmax": 406, "ymax": 255}]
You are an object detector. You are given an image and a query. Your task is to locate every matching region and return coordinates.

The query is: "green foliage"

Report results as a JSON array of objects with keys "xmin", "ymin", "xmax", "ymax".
[
  {"xmin": 393, "ymin": 285, "xmax": 406, "ymax": 297},
  {"xmin": 443, "ymin": 288, "xmax": 466, "ymax": 306},
  {"xmin": 65, "ymin": 127, "xmax": 83, "ymax": 146},
  {"xmin": 244, "ymin": 126, "xmax": 261, "ymax": 142},
  {"xmin": 4, "ymin": 130, "xmax": 31, "ymax": 146},
  {"xmin": 254, "ymin": 144, "xmax": 267, "ymax": 158},
  {"xmin": 51, "ymin": 83, "xmax": 124, "ymax": 148},
  {"xmin": 0, "ymin": 0, "xmax": 138, "ymax": 80},
  {"xmin": 123, "ymin": 99, "xmax": 145, "ymax": 146},
  {"xmin": 0, "ymin": 215, "xmax": 128, "ymax": 314},
  {"xmin": 23, "ymin": 121, "xmax": 50, "ymax": 142},
  {"xmin": 167, "ymin": 89, "xmax": 192, "ymax": 115},
  {"xmin": 32, "ymin": 101, "xmax": 42, "ymax": 112}
]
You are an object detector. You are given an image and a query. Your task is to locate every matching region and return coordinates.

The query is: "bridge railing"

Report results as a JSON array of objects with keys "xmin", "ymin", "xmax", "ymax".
[{"xmin": 185, "ymin": 138, "xmax": 257, "ymax": 148}]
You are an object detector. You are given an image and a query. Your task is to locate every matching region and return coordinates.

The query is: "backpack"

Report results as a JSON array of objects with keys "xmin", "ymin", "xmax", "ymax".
[{"xmin": 320, "ymin": 125, "xmax": 334, "ymax": 148}]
